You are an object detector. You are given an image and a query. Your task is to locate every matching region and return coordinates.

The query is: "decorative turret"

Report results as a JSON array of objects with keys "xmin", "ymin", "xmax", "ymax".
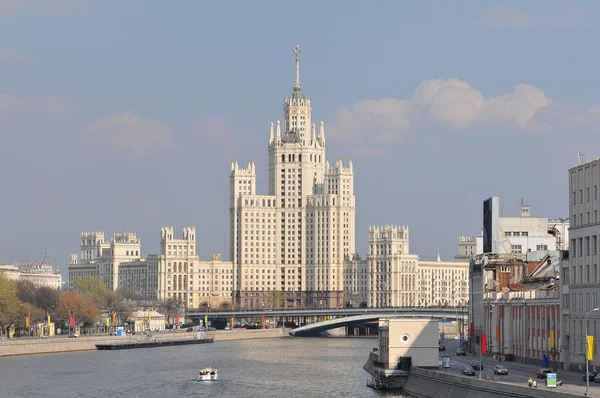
[
  {"xmin": 276, "ymin": 120, "xmax": 281, "ymax": 143},
  {"xmin": 269, "ymin": 122, "xmax": 274, "ymax": 145},
  {"xmin": 319, "ymin": 121, "xmax": 325, "ymax": 145},
  {"xmin": 311, "ymin": 123, "xmax": 316, "ymax": 143}
]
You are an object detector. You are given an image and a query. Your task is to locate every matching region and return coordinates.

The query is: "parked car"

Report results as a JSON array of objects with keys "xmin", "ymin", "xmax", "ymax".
[
  {"xmin": 461, "ymin": 366, "xmax": 476, "ymax": 376},
  {"xmin": 582, "ymin": 371, "xmax": 598, "ymax": 381},
  {"xmin": 456, "ymin": 348, "xmax": 466, "ymax": 356},
  {"xmin": 439, "ymin": 345, "xmax": 446, "ymax": 351},
  {"xmin": 470, "ymin": 360, "xmax": 483, "ymax": 371},
  {"xmin": 536, "ymin": 368, "xmax": 552, "ymax": 379},
  {"xmin": 594, "ymin": 374, "xmax": 600, "ymax": 383},
  {"xmin": 493, "ymin": 365, "xmax": 508, "ymax": 375}
]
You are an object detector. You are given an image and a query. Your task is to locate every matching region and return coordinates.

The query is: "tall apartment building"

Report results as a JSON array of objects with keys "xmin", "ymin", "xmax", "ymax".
[
  {"xmin": 561, "ymin": 158, "xmax": 600, "ymax": 372},
  {"xmin": 230, "ymin": 45, "xmax": 355, "ymax": 308},
  {"xmin": 156, "ymin": 226, "xmax": 199, "ymax": 307},
  {"xmin": 367, "ymin": 225, "xmax": 418, "ymax": 307}
]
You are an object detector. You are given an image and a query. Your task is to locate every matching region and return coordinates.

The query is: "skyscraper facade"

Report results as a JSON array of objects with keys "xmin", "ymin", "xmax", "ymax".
[{"xmin": 230, "ymin": 46, "xmax": 355, "ymax": 308}]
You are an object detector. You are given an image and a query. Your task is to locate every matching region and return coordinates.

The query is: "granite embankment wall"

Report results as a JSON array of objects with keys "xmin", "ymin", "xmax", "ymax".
[
  {"xmin": 403, "ymin": 367, "xmax": 582, "ymax": 398},
  {"xmin": 0, "ymin": 328, "xmax": 285, "ymax": 357}
]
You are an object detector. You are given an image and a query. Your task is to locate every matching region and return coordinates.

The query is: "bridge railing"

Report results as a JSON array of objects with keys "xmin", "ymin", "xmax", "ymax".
[{"xmin": 186, "ymin": 306, "xmax": 468, "ymax": 315}]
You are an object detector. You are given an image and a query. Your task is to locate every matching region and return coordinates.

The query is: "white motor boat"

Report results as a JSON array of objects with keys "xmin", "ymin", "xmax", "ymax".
[{"xmin": 197, "ymin": 368, "xmax": 219, "ymax": 382}]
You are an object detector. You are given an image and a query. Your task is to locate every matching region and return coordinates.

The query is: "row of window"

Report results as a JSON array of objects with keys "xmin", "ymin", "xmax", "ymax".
[{"xmin": 572, "ymin": 185, "xmax": 599, "ymax": 205}]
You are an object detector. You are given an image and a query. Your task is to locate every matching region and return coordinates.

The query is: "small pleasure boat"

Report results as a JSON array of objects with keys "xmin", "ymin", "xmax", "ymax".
[{"xmin": 197, "ymin": 368, "xmax": 219, "ymax": 382}]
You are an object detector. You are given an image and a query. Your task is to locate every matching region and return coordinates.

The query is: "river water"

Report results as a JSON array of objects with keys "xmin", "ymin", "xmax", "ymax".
[{"xmin": 0, "ymin": 336, "xmax": 406, "ymax": 398}]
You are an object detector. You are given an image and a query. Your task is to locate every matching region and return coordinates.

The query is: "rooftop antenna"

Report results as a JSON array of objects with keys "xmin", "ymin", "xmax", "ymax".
[
  {"xmin": 578, "ymin": 152, "xmax": 585, "ymax": 165},
  {"xmin": 293, "ymin": 45, "xmax": 302, "ymax": 90}
]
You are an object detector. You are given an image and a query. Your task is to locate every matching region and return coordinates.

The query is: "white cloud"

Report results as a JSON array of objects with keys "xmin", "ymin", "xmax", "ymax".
[
  {"xmin": 328, "ymin": 98, "xmax": 411, "ymax": 144},
  {"xmin": 0, "ymin": 48, "xmax": 29, "ymax": 64},
  {"xmin": 86, "ymin": 111, "xmax": 174, "ymax": 154},
  {"xmin": 328, "ymin": 78, "xmax": 555, "ymax": 145},
  {"xmin": 476, "ymin": 5, "xmax": 591, "ymax": 29},
  {"xmin": 0, "ymin": 0, "xmax": 83, "ymax": 17}
]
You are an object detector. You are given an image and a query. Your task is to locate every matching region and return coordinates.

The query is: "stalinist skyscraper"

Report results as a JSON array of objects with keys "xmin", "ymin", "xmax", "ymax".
[{"xmin": 230, "ymin": 46, "xmax": 356, "ymax": 309}]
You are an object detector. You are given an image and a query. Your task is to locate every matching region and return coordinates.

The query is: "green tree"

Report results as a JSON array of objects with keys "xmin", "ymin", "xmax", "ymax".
[
  {"xmin": 74, "ymin": 275, "xmax": 108, "ymax": 307},
  {"xmin": 0, "ymin": 273, "xmax": 20, "ymax": 336}
]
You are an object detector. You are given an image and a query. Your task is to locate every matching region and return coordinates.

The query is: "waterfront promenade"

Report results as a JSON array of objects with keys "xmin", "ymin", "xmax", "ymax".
[
  {"xmin": 437, "ymin": 338, "xmax": 600, "ymax": 397},
  {"xmin": 0, "ymin": 328, "xmax": 284, "ymax": 357}
]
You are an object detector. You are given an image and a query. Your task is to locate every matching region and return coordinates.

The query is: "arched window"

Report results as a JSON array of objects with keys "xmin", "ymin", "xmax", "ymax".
[
  {"xmin": 282, "ymin": 154, "xmax": 285, "ymax": 163},
  {"xmin": 299, "ymin": 154, "xmax": 302, "ymax": 162},
  {"xmin": 288, "ymin": 154, "xmax": 292, "ymax": 162}
]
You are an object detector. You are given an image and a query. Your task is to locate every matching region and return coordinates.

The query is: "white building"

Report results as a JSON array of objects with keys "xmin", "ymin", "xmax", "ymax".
[
  {"xmin": 0, "ymin": 264, "xmax": 62, "ymax": 290},
  {"xmin": 418, "ymin": 258, "xmax": 469, "ymax": 308},
  {"xmin": 229, "ymin": 45, "xmax": 355, "ymax": 309},
  {"xmin": 69, "ymin": 232, "xmax": 142, "ymax": 291},
  {"xmin": 474, "ymin": 200, "xmax": 569, "ymax": 255},
  {"xmin": 561, "ymin": 158, "xmax": 600, "ymax": 372},
  {"xmin": 455, "ymin": 236, "xmax": 477, "ymax": 262},
  {"xmin": 156, "ymin": 226, "xmax": 199, "ymax": 307},
  {"xmin": 68, "ymin": 227, "xmax": 236, "ymax": 310},
  {"xmin": 359, "ymin": 225, "xmax": 469, "ymax": 309},
  {"xmin": 367, "ymin": 225, "xmax": 418, "ymax": 308},
  {"xmin": 130, "ymin": 310, "xmax": 166, "ymax": 332}
]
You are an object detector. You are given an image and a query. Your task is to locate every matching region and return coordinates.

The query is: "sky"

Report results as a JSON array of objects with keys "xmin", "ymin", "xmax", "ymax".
[{"xmin": 2, "ymin": 0, "xmax": 600, "ymax": 278}]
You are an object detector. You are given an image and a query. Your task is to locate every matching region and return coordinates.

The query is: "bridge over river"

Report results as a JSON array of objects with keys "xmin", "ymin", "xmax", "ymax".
[{"xmin": 187, "ymin": 307, "xmax": 468, "ymax": 336}]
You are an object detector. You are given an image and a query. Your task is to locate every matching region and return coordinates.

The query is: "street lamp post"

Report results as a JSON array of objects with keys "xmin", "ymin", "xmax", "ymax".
[
  {"xmin": 20, "ymin": 304, "xmax": 31, "ymax": 337},
  {"xmin": 480, "ymin": 304, "xmax": 494, "ymax": 380},
  {"xmin": 585, "ymin": 308, "xmax": 599, "ymax": 397}
]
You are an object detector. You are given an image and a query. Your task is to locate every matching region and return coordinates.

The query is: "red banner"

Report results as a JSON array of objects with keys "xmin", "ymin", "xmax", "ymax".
[
  {"xmin": 469, "ymin": 323, "xmax": 474, "ymax": 337},
  {"xmin": 481, "ymin": 334, "xmax": 487, "ymax": 355},
  {"xmin": 175, "ymin": 315, "xmax": 179, "ymax": 324},
  {"xmin": 69, "ymin": 313, "xmax": 75, "ymax": 328}
]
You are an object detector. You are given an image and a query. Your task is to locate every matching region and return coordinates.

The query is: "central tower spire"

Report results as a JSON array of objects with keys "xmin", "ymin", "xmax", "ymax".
[{"xmin": 293, "ymin": 44, "xmax": 301, "ymax": 91}]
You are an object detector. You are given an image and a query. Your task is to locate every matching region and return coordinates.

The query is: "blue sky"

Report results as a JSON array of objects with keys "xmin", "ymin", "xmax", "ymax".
[{"xmin": 2, "ymin": 0, "xmax": 600, "ymax": 276}]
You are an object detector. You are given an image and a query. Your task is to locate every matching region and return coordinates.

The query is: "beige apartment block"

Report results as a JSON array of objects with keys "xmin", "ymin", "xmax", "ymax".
[{"xmin": 418, "ymin": 259, "xmax": 469, "ymax": 308}]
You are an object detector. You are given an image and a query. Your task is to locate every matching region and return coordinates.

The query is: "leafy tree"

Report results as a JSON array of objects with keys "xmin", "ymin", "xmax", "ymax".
[
  {"xmin": 59, "ymin": 290, "xmax": 100, "ymax": 323},
  {"xmin": 0, "ymin": 273, "xmax": 20, "ymax": 336},
  {"xmin": 115, "ymin": 287, "xmax": 143, "ymax": 301},
  {"xmin": 34, "ymin": 286, "xmax": 60, "ymax": 313},
  {"xmin": 269, "ymin": 291, "xmax": 284, "ymax": 309},
  {"xmin": 157, "ymin": 298, "xmax": 181, "ymax": 324},
  {"xmin": 73, "ymin": 275, "xmax": 108, "ymax": 308},
  {"xmin": 103, "ymin": 291, "xmax": 134, "ymax": 324},
  {"xmin": 14, "ymin": 280, "xmax": 38, "ymax": 305}
]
